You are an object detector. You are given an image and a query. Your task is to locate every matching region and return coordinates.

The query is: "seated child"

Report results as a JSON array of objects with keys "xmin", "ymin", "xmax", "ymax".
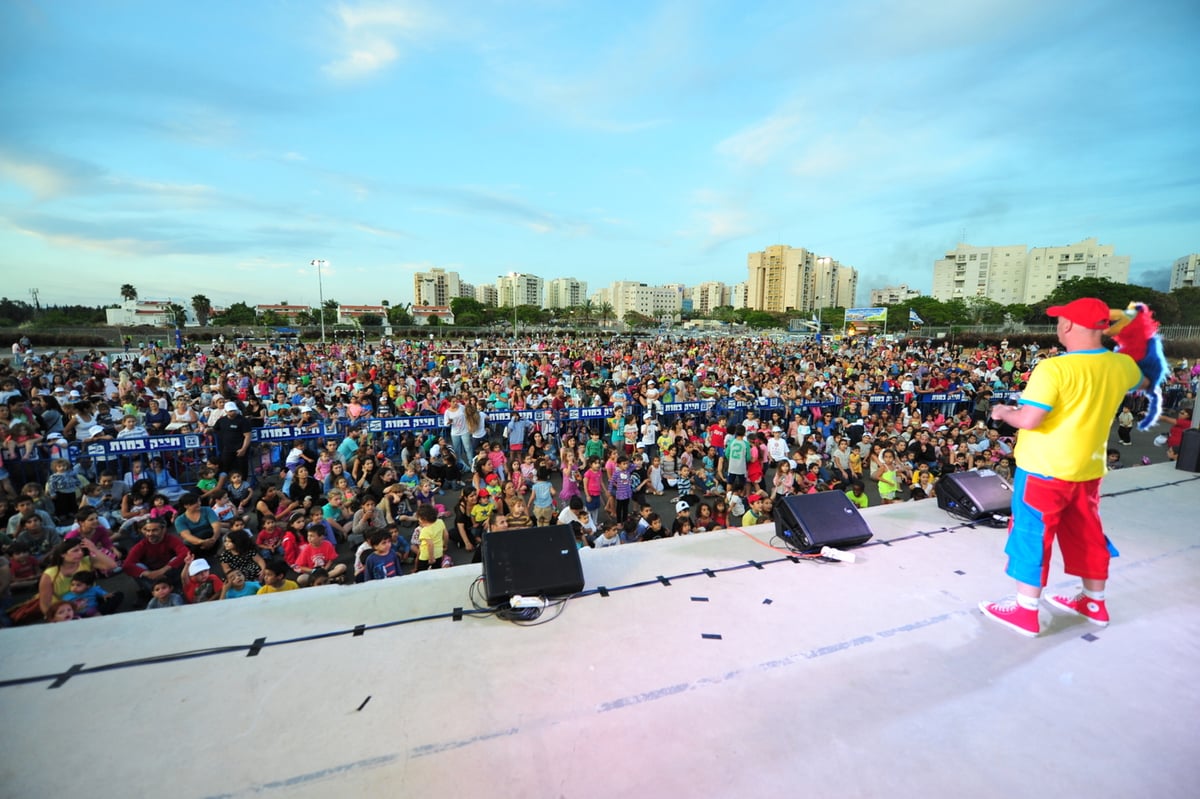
[
  {"xmin": 182, "ymin": 557, "xmax": 224, "ymax": 603},
  {"xmin": 146, "ymin": 577, "xmax": 184, "ymax": 609},
  {"xmin": 62, "ymin": 570, "xmax": 121, "ymax": 617},
  {"xmin": 220, "ymin": 569, "xmax": 261, "ymax": 599},
  {"xmin": 294, "ymin": 525, "xmax": 347, "ymax": 586}
]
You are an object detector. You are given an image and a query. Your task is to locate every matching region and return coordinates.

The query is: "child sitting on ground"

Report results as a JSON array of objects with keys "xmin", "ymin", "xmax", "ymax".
[
  {"xmin": 145, "ymin": 577, "xmax": 184, "ymax": 609},
  {"xmin": 62, "ymin": 570, "xmax": 121, "ymax": 617},
  {"xmin": 220, "ymin": 569, "xmax": 261, "ymax": 599}
]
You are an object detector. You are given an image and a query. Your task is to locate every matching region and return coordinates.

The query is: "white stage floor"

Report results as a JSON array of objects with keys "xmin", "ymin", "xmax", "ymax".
[{"xmin": 2, "ymin": 464, "xmax": 1198, "ymax": 799}]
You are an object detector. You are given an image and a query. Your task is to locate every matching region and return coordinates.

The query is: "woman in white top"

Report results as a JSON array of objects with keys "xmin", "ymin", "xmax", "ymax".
[{"xmin": 166, "ymin": 397, "xmax": 200, "ymax": 431}]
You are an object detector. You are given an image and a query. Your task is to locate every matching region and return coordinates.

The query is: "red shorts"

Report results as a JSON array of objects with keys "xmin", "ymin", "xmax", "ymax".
[{"xmin": 1005, "ymin": 469, "xmax": 1114, "ymax": 587}]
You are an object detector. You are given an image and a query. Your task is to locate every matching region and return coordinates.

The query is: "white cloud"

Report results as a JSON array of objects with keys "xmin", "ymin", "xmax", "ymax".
[
  {"xmin": 323, "ymin": 2, "xmax": 433, "ymax": 80},
  {"xmin": 716, "ymin": 111, "xmax": 806, "ymax": 169},
  {"xmin": 353, "ymin": 222, "xmax": 407, "ymax": 238},
  {"xmin": 0, "ymin": 157, "xmax": 72, "ymax": 199}
]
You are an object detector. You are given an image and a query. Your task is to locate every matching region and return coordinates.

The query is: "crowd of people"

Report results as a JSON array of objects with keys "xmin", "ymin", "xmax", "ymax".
[{"xmin": 1, "ymin": 329, "xmax": 1196, "ymax": 625}]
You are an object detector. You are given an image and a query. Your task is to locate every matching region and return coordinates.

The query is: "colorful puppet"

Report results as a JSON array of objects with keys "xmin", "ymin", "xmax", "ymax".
[{"xmin": 1105, "ymin": 302, "xmax": 1168, "ymax": 430}]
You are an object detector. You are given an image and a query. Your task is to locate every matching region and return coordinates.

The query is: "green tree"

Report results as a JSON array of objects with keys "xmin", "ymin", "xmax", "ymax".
[
  {"xmin": 579, "ymin": 300, "xmax": 595, "ymax": 325},
  {"xmin": 191, "ymin": 294, "xmax": 212, "ymax": 327},
  {"xmin": 1041, "ymin": 277, "xmax": 1180, "ymax": 324},
  {"xmin": 710, "ymin": 305, "xmax": 738, "ymax": 323},
  {"xmin": 962, "ymin": 296, "xmax": 1006, "ymax": 325},
  {"xmin": 322, "ymin": 299, "xmax": 340, "ymax": 326},
  {"xmin": 212, "ymin": 301, "xmax": 258, "ymax": 326},
  {"xmin": 359, "ymin": 313, "xmax": 383, "ymax": 327},
  {"xmin": 260, "ymin": 310, "xmax": 287, "ymax": 327},
  {"xmin": 515, "ymin": 304, "xmax": 544, "ymax": 325},
  {"xmin": 450, "ymin": 297, "xmax": 487, "ymax": 326},
  {"xmin": 165, "ymin": 303, "xmax": 188, "ymax": 328},
  {"xmin": 741, "ymin": 310, "xmax": 782, "ymax": 330},
  {"xmin": 387, "ymin": 303, "xmax": 413, "ymax": 326},
  {"xmin": 623, "ymin": 310, "xmax": 655, "ymax": 328},
  {"xmin": 120, "ymin": 283, "xmax": 138, "ymax": 302},
  {"xmin": 0, "ymin": 297, "xmax": 35, "ymax": 326},
  {"xmin": 1170, "ymin": 287, "xmax": 1200, "ymax": 325},
  {"xmin": 597, "ymin": 302, "xmax": 615, "ymax": 326}
]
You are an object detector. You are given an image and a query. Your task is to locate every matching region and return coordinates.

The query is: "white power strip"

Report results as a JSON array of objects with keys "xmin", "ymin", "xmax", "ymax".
[{"xmin": 509, "ymin": 595, "xmax": 544, "ymax": 609}]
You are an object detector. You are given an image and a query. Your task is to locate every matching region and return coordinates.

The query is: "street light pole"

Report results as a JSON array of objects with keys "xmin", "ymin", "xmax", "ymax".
[{"xmin": 311, "ymin": 259, "xmax": 327, "ymax": 346}]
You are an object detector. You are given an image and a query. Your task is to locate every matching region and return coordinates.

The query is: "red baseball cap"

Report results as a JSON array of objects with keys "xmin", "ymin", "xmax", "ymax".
[{"xmin": 1046, "ymin": 297, "xmax": 1110, "ymax": 330}]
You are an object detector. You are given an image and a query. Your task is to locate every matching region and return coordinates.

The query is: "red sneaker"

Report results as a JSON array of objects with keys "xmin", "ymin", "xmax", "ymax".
[
  {"xmin": 978, "ymin": 599, "xmax": 1040, "ymax": 637},
  {"xmin": 1044, "ymin": 593, "xmax": 1109, "ymax": 627}
]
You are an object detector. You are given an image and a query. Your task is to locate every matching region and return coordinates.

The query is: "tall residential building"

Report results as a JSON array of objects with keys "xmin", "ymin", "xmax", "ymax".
[
  {"xmin": 730, "ymin": 281, "xmax": 749, "ymax": 310},
  {"xmin": 931, "ymin": 244, "xmax": 1028, "ymax": 304},
  {"xmin": 932, "ymin": 238, "xmax": 1130, "ymax": 304},
  {"xmin": 814, "ymin": 256, "xmax": 857, "ymax": 310},
  {"xmin": 870, "ymin": 284, "xmax": 923, "ymax": 306},
  {"xmin": 1025, "ymin": 238, "xmax": 1130, "ymax": 303},
  {"xmin": 476, "ymin": 284, "xmax": 498, "ymax": 306},
  {"xmin": 693, "ymin": 281, "xmax": 728, "ymax": 314},
  {"xmin": 1170, "ymin": 254, "xmax": 1198, "ymax": 290},
  {"xmin": 413, "ymin": 267, "xmax": 463, "ymax": 307},
  {"xmin": 597, "ymin": 281, "xmax": 683, "ymax": 321},
  {"xmin": 746, "ymin": 245, "xmax": 856, "ymax": 313},
  {"xmin": 546, "ymin": 277, "xmax": 589, "ymax": 309},
  {"xmin": 496, "ymin": 273, "xmax": 544, "ymax": 307}
]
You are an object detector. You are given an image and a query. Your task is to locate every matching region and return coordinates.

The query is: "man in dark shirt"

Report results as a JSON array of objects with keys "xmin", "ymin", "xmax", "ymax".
[
  {"xmin": 212, "ymin": 401, "xmax": 253, "ymax": 477},
  {"xmin": 906, "ymin": 430, "xmax": 939, "ymax": 472}
]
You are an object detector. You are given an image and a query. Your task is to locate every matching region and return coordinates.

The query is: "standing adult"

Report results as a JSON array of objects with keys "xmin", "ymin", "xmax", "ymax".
[
  {"xmin": 443, "ymin": 395, "xmax": 472, "ymax": 468},
  {"xmin": 212, "ymin": 401, "xmax": 252, "ymax": 478},
  {"xmin": 980, "ymin": 298, "xmax": 1143, "ymax": 637}
]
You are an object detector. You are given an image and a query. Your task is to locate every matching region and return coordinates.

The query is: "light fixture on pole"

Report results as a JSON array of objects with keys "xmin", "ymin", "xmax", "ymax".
[{"xmin": 311, "ymin": 259, "xmax": 328, "ymax": 346}]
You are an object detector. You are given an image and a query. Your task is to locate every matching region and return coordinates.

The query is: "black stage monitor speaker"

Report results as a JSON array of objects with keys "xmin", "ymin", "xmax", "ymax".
[
  {"xmin": 937, "ymin": 470, "xmax": 1013, "ymax": 521},
  {"xmin": 482, "ymin": 524, "xmax": 585, "ymax": 606},
  {"xmin": 773, "ymin": 492, "xmax": 873, "ymax": 552},
  {"xmin": 1176, "ymin": 428, "xmax": 1200, "ymax": 473}
]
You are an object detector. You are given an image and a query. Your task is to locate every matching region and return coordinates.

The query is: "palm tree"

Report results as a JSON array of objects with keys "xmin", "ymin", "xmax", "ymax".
[
  {"xmin": 120, "ymin": 284, "xmax": 138, "ymax": 302},
  {"xmin": 579, "ymin": 300, "xmax": 594, "ymax": 325},
  {"xmin": 191, "ymin": 294, "xmax": 212, "ymax": 327},
  {"xmin": 598, "ymin": 302, "xmax": 614, "ymax": 327},
  {"xmin": 166, "ymin": 303, "xmax": 188, "ymax": 328}
]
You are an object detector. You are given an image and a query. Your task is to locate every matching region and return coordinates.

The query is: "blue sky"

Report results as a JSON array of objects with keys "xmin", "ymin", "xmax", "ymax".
[{"xmin": 1, "ymin": 0, "xmax": 1197, "ymax": 310}]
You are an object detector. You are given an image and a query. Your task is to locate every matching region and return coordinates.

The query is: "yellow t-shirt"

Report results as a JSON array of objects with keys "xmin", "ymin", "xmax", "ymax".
[
  {"xmin": 419, "ymin": 519, "xmax": 446, "ymax": 562},
  {"xmin": 1014, "ymin": 349, "xmax": 1141, "ymax": 481},
  {"xmin": 256, "ymin": 580, "xmax": 299, "ymax": 594}
]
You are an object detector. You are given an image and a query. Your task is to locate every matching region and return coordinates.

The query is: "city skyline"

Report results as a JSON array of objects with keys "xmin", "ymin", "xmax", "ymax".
[{"xmin": 2, "ymin": 1, "xmax": 1197, "ymax": 309}]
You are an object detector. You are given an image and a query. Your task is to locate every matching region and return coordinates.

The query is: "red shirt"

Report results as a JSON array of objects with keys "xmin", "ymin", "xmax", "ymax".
[{"xmin": 296, "ymin": 540, "xmax": 338, "ymax": 571}]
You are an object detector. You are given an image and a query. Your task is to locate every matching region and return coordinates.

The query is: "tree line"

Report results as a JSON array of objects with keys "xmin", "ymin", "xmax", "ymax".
[{"xmin": 3, "ymin": 278, "xmax": 1197, "ymax": 332}]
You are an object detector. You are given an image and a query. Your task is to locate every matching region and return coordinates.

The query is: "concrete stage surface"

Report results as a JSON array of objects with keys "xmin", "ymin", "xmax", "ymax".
[{"xmin": 2, "ymin": 464, "xmax": 1198, "ymax": 799}]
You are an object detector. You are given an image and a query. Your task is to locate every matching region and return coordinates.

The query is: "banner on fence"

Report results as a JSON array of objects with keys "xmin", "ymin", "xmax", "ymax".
[
  {"xmin": 81, "ymin": 434, "xmax": 205, "ymax": 457},
  {"xmin": 251, "ymin": 422, "xmax": 337, "ymax": 442}
]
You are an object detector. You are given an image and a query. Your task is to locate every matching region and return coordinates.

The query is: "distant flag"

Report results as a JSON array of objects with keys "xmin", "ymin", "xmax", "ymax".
[{"xmin": 909, "ymin": 309, "xmax": 925, "ymax": 325}]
